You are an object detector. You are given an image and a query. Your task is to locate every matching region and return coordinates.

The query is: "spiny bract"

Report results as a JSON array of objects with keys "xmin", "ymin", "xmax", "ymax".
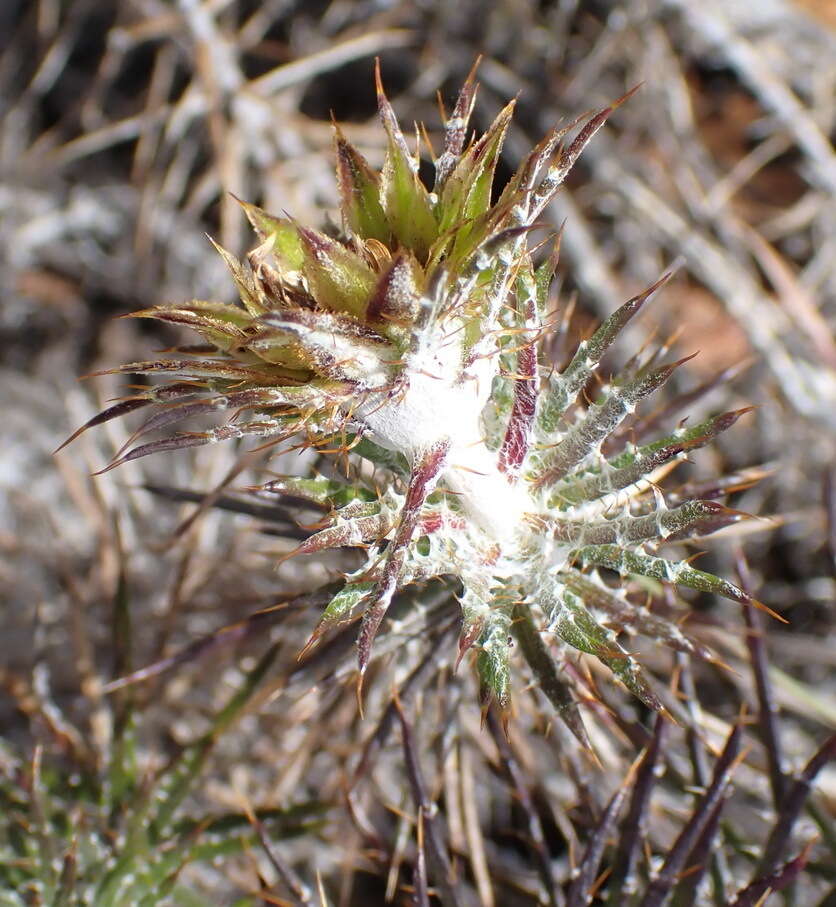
[{"xmin": 73, "ymin": 63, "xmax": 761, "ymax": 741}]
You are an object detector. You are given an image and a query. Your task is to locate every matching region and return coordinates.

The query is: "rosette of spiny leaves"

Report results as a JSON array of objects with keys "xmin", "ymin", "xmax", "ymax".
[{"xmin": 69, "ymin": 62, "xmax": 766, "ymax": 742}]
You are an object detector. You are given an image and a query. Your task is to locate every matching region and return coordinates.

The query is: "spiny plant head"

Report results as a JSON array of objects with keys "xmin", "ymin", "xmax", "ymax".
[{"xmin": 68, "ymin": 61, "xmax": 764, "ymax": 741}]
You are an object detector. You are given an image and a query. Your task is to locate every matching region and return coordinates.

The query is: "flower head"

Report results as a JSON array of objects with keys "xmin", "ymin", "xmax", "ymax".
[{"xmin": 69, "ymin": 62, "xmax": 763, "ymax": 740}]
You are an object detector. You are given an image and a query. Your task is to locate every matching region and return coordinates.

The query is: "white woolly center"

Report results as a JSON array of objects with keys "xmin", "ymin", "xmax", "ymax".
[{"xmin": 356, "ymin": 321, "xmax": 530, "ymax": 551}]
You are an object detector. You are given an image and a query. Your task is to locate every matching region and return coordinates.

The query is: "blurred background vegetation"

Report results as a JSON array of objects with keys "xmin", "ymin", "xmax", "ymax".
[{"xmin": 1, "ymin": 1, "xmax": 835, "ymax": 904}]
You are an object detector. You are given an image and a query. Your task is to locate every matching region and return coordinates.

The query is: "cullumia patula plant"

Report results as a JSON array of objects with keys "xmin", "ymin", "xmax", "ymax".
[{"xmin": 67, "ymin": 62, "xmax": 766, "ymax": 741}]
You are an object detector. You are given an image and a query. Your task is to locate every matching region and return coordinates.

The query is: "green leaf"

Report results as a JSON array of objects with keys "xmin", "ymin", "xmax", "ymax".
[
  {"xmin": 439, "ymin": 99, "xmax": 515, "ymax": 260},
  {"xmin": 536, "ymin": 275, "xmax": 670, "ymax": 435},
  {"xmin": 208, "ymin": 237, "xmax": 267, "ymax": 315},
  {"xmin": 239, "ymin": 200, "xmax": 306, "ymax": 273},
  {"xmin": 512, "ymin": 603, "xmax": 590, "ymax": 747},
  {"xmin": 475, "ymin": 590, "xmax": 514, "ymax": 710},
  {"xmin": 334, "ymin": 123, "xmax": 390, "ymax": 243},
  {"xmin": 263, "ymin": 475, "xmax": 376, "ymax": 508},
  {"xmin": 322, "ymin": 582, "xmax": 375, "ymax": 625},
  {"xmin": 532, "ymin": 352, "xmax": 689, "ymax": 488},
  {"xmin": 352, "ymin": 436, "xmax": 411, "ymax": 476},
  {"xmin": 376, "ymin": 63, "xmax": 438, "ymax": 260},
  {"xmin": 534, "ymin": 233, "xmax": 561, "ymax": 317},
  {"xmin": 563, "ymin": 569, "xmax": 711, "ymax": 659},
  {"xmin": 554, "ymin": 590, "xmax": 663, "ymax": 712},
  {"xmin": 127, "ymin": 302, "xmax": 250, "ymax": 352},
  {"xmin": 573, "ymin": 544, "xmax": 764, "ymax": 610},
  {"xmin": 298, "ymin": 228, "xmax": 378, "ymax": 318}
]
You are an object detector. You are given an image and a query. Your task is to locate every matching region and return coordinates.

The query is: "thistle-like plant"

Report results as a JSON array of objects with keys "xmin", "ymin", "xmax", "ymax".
[{"xmin": 69, "ymin": 62, "xmax": 764, "ymax": 738}]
